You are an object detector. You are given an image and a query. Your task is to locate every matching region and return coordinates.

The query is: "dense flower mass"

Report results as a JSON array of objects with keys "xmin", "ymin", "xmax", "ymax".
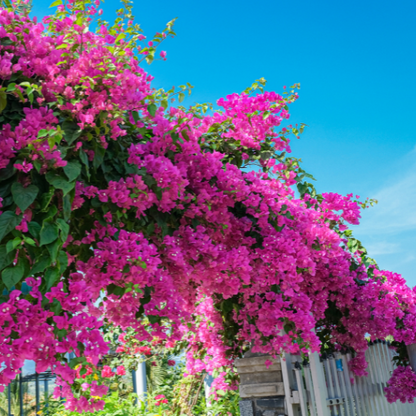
[
  {"xmin": 385, "ymin": 366, "xmax": 416, "ymax": 404},
  {"xmin": 0, "ymin": 0, "xmax": 415, "ymax": 409}
]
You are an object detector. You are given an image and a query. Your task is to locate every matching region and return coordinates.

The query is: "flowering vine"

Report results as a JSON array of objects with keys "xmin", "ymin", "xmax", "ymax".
[{"xmin": 0, "ymin": 0, "xmax": 415, "ymax": 408}]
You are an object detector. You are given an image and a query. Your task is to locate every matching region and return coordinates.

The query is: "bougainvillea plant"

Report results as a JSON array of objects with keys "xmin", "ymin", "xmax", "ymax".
[{"xmin": 0, "ymin": 0, "xmax": 416, "ymax": 409}]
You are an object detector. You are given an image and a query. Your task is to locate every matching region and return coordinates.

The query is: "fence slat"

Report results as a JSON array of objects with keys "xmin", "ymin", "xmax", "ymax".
[
  {"xmin": 295, "ymin": 365, "xmax": 309, "ymax": 416},
  {"xmin": 281, "ymin": 353, "xmax": 297, "ymax": 416},
  {"xmin": 367, "ymin": 345, "xmax": 387, "ymax": 416},
  {"xmin": 334, "ymin": 354, "xmax": 351, "ymax": 416},
  {"xmin": 375, "ymin": 342, "xmax": 400, "ymax": 416},
  {"xmin": 340, "ymin": 353, "xmax": 361, "ymax": 416},
  {"xmin": 329, "ymin": 357, "xmax": 346, "ymax": 416},
  {"xmin": 309, "ymin": 352, "xmax": 331, "ymax": 416},
  {"xmin": 304, "ymin": 364, "xmax": 318, "ymax": 416},
  {"xmin": 284, "ymin": 342, "xmax": 416, "ymax": 416}
]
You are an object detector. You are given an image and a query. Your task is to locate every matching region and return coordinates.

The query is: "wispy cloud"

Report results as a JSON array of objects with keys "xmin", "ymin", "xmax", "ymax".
[
  {"xmin": 363, "ymin": 241, "xmax": 401, "ymax": 256},
  {"xmin": 352, "ymin": 146, "xmax": 416, "ymax": 285},
  {"xmin": 357, "ymin": 146, "xmax": 416, "ymax": 235}
]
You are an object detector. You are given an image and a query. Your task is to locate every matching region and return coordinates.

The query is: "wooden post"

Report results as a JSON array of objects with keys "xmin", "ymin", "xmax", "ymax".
[{"xmin": 235, "ymin": 352, "xmax": 286, "ymax": 416}]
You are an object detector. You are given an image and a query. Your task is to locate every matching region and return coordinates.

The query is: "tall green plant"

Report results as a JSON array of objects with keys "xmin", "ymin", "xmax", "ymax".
[{"xmin": 0, "ymin": 380, "xmax": 36, "ymax": 416}]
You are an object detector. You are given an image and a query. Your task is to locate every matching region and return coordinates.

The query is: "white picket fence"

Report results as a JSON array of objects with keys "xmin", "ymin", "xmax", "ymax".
[{"xmin": 282, "ymin": 341, "xmax": 416, "ymax": 416}]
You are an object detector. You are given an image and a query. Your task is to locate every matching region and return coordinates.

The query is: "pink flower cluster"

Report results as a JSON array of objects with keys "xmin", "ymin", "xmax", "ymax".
[
  {"xmin": 1, "ymin": 0, "xmax": 416, "ymax": 408},
  {"xmin": 154, "ymin": 394, "xmax": 168, "ymax": 406},
  {"xmin": 385, "ymin": 366, "xmax": 416, "ymax": 403}
]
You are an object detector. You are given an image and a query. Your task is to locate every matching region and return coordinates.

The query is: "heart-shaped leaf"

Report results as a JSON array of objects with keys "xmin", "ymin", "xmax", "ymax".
[
  {"xmin": 0, "ymin": 244, "xmax": 14, "ymax": 271},
  {"xmin": 63, "ymin": 160, "xmax": 81, "ymax": 182},
  {"xmin": 2, "ymin": 260, "xmax": 24, "ymax": 290},
  {"xmin": 45, "ymin": 172, "xmax": 75, "ymax": 196},
  {"xmin": 0, "ymin": 211, "xmax": 21, "ymax": 243},
  {"xmin": 40, "ymin": 221, "xmax": 59, "ymax": 246},
  {"xmin": 11, "ymin": 183, "xmax": 39, "ymax": 212}
]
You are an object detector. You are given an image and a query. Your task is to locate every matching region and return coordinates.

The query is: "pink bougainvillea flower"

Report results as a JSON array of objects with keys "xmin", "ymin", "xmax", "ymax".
[
  {"xmin": 104, "ymin": 34, "xmax": 115, "ymax": 44},
  {"xmin": 14, "ymin": 160, "xmax": 33, "ymax": 173},
  {"xmin": 116, "ymin": 366, "xmax": 126, "ymax": 376},
  {"xmin": 101, "ymin": 366, "xmax": 113, "ymax": 378}
]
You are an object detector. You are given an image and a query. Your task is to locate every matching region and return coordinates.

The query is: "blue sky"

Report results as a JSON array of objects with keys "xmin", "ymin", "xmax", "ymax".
[{"xmin": 32, "ymin": 0, "xmax": 416, "ymax": 285}]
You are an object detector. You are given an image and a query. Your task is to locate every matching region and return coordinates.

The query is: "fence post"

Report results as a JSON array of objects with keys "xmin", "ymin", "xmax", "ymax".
[
  {"xmin": 8, "ymin": 383, "xmax": 11, "ymax": 416},
  {"xmin": 204, "ymin": 373, "xmax": 214, "ymax": 411},
  {"xmin": 35, "ymin": 373, "xmax": 40, "ymax": 413},
  {"xmin": 407, "ymin": 344, "xmax": 416, "ymax": 372},
  {"xmin": 19, "ymin": 373, "xmax": 23, "ymax": 416},
  {"xmin": 134, "ymin": 361, "xmax": 147, "ymax": 401},
  {"xmin": 309, "ymin": 352, "xmax": 331, "ymax": 416}
]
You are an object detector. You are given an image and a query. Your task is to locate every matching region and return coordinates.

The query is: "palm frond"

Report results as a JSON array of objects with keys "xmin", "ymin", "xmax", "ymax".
[{"xmin": 145, "ymin": 361, "xmax": 168, "ymax": 394}]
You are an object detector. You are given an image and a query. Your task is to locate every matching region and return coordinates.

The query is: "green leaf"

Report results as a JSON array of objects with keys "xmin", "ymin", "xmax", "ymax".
[
  {"xmin": 115, "ymin": 33, "xmax": 126, "ymax": 43},
  {"xmin": 63, "ymin": 160, "xmax": 81, "ymax": 182},
  {"xmin": 155, "ymin": 187, "xmax": 163, "ymax": 201},
  {"xmin": 181, "ymin": 129, "xmax": 190, "ymax": 141},
  {"xmin": 50, "ymin": 298, "xmax": 62, "ymax": 315},
  {"xmin": 0, "ymin": 91, "xmax": 7, "ymax": 114},
  {"xmin": 262, "ymin": 111, "xmax": 271, "ymax": 120},
  {"xmin": 79, "ymin": 151, "xmax": 90, "ymax": 180},
  {"xmin": 31, "ymin": 254, "xmax": 52, "ymax": 275},
  {"xmin": 45, "ymin": 205, "xmax": 58, "ymax": 220},
  {"xmin": 0, "ymin": 245, "xmax": 14, "ymax": 271},
  {"xmin": 46, "ymin": 239, "xmax": 60, "ymax": 263},
  {"xmin": 6, "ymin": 238, "xmax": 20, "ymax": 253},
  {"xmin": 28, "ymin": 222, "xmax": 41, "ymax": 240},
  {"xmin": 63, "ymin": 194, "xmax": 72, "ymax": 221},
  {"xmin": 62, "ymin": 120, "xmax": 81, "ymax": 145},
  {"xmin": 49, "ymin": 0, "xmax": 63, "ymax": 6},
  {"xmin": 2, "ymin": 259, "xmax": 24, "ymax": 290},
  {"xmin": 132, "ymin": 111, "xmax": 139, "ymax": 123},
  {"xmin": 45, "ymin": 266, "xmax": 60, "ymax": 290},
  {"xmin": 147, "ymin": 104, "xmax": 157, "ymax": 117},
  {"xmin": 37, "ymin": 129, "xmax": 49, "ymax": 139},
  {"xmin": 0, "ymin": 35, "xmax": 12, "ymax": 45},
  {"xmin": 297, "ymin": 182, "xmax": 309, "ymax": 198},
  {"xmin": 69, "ymin": 357, "xmax": 86, "ymax": 369},
  {"xmin": 107, "ymin": 283, "xmax": 125, "ymax": 297},
  {"xmin": 0, "ymin": 161, "xmax": 15, "ymax": 182},
  {"xmin": 45, "ymin": 172, "xmax": 75, "ymax": 196},
  {"xmin": 58, "ymin": 251, "xmax": 68, "ymax": 275},
  {"xmin": 0, "ymin": 211, "xmax": 21, "ymax": 243},
  {"xmin": 147, "ymin": 315, "xmax": 161, "ymax": 325},
  {"xmin": 11, "ymin": 183, "xmax": 39, "ymax": 212},
  {"xmin": 40, "ymin": 188, "xmax": 54, "ymax": 212},
  {"xmin": 93, "ymin": 146, "xmax": 105, "ymax": 170},
  {"xmin": 146, "ymin": 223, "xmax": 155, "ymax": 235},
  {"xmin": 56, "ymin": 219, "xmax": 69, "ymax": 242},
  {"xmin": 178, "ymin": 92, "xmax": 185, "ymax": 103},
  {"xmin": 40, "ymin": 221, "xmax": 59, "ymax": 246},
  {"xmin": 14, "ymin": 89, "xmax": 24, "ymax": 102}
]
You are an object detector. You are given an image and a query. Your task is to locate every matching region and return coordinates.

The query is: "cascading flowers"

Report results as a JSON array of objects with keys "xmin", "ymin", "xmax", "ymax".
[{"xmin": 0, "ymin": 0, "xmax": 415, "ymax": 409}]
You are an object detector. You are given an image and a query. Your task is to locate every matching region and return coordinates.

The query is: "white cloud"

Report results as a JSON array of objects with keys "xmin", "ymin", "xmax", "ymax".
[
  {"xmin": 351, "ymin": 146, "xmax": 416, "ymax": 285},
  {"xmin": 362, "ymin": 241, "xmax": 401, "ymax": 256},
  {"xmin": 356, "ymin": 146, "xmax": 416, "ymax": 236}
]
